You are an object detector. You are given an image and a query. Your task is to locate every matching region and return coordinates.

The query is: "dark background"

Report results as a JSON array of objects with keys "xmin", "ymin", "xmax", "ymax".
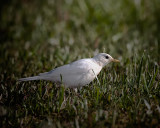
[{"xmin": 0, "ymin": 0, "xmax": 160, "ymax": 127}]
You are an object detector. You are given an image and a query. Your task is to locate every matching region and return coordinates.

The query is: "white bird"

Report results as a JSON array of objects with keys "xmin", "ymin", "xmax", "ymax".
[{"xmin": 19, "ymin": 53, "xmax": 119, "ymax": 88}]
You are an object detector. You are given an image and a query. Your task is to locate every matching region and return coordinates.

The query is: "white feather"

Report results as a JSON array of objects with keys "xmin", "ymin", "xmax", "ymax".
[{"xmin": 19, "ymin": 53, "xmax": 118, "ymax": 88}]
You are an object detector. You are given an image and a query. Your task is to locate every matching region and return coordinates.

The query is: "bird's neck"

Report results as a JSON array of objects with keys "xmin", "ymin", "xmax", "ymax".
[{"xmin": 92, "ymin": 58, "xmax": 105, "ymax": 67}]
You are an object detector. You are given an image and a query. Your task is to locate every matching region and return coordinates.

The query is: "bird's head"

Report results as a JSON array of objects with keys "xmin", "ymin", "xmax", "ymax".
[{"xmin": 93, "ymin": 53, "xmax": 120, "ymax": 67}]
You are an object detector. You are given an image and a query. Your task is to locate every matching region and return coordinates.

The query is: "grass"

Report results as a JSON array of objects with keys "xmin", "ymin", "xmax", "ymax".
[{"xmin": 0, "ymin": 0, "xmax": 160, "ymax": 127}]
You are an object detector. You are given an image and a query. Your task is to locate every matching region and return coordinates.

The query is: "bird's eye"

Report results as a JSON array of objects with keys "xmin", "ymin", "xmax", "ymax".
[{"xmin": 105, "ymin": 56, "xmax": 109, "ymax": 59}]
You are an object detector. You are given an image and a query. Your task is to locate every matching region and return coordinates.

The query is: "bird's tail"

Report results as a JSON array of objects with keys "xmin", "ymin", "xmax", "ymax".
[{"xmin": 18, "ymin": 76, "xmax": 41, "ymax": 81}]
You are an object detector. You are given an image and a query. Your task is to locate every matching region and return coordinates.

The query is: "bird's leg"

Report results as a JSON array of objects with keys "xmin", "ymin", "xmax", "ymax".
[
  {"xmin": 92, "ymin": 69, "xmax": 100, "ymax": 85},
  {"xmin": 59, "ymin": 86, "xmax": 68, "ymax": 109},
  {"xmin": 60, "ymin": 93, "xmax": 67, "ymax": 109},
  {"xmin": 74, "ymin": 88, "xmax": 78, "ymax": 93},
  {"xmin": 73, "ymin": 87, "xmax": 83, "ymax": 99}
]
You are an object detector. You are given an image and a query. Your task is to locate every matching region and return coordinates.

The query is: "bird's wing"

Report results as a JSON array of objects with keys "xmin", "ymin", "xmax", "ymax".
[
  {"xmin": 40, "ymin": 59, "xmax": 95, "ymax": 77},
  {"xmin": 36, "ymin": 58, "xmax": 101, "ymax": 87}
]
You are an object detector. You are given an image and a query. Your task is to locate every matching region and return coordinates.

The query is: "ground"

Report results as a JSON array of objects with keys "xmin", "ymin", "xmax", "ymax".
[{"xmin": 0, "ymin": 0, "xmax": 160, "ymax": 127}]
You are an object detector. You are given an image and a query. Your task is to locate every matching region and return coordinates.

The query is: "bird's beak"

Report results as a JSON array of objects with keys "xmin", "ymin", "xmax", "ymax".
[{"xmin": 112, "ymin": 59, "xmax": 120, "ymax": 63}]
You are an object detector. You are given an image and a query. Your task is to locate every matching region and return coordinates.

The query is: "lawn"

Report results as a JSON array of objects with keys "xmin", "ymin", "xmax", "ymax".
[{"xmin": 0, "ymin": 0, "xmax": 160, "ymax": 127}]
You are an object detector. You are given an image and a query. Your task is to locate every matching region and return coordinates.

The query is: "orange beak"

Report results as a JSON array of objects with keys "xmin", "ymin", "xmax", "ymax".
[{"xmin": 112, "ymin": 59, "xmax": 120, "ymax": 63}]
